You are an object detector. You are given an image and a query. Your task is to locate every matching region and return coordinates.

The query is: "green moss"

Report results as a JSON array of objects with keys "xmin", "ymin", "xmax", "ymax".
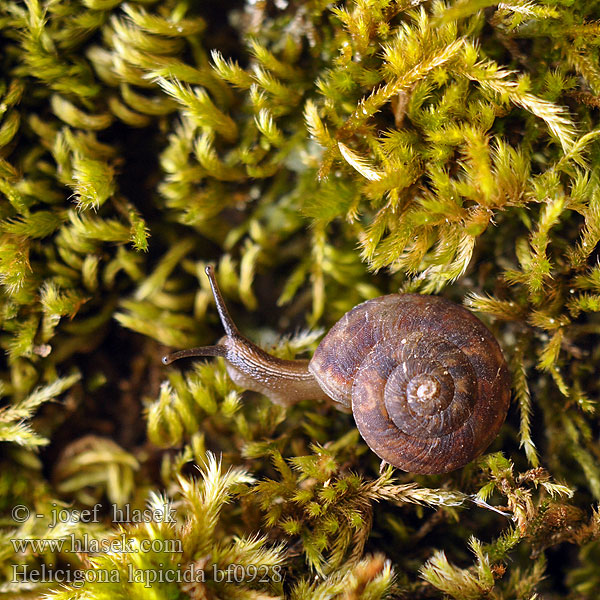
[{"xmin": 1, "ymin": 0, "xmax": 600, "ymax": 597}]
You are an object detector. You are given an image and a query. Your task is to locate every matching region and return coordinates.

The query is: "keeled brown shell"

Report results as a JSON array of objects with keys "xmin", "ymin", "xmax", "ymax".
[{"xmin": 308, "ymin": 294, "xmax": 510, "ymax": 474}]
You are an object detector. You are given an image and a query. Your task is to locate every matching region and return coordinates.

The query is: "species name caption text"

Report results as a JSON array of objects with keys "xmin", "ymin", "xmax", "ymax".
[{"xmin": 12, "ymin": 563, "xmax": 284, "ymax": 588}]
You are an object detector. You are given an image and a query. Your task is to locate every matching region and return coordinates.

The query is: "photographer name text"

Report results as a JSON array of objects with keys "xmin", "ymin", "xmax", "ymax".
[{"xmin": 11, "ymin": 502, "xmax": 176, "ymax": 527}]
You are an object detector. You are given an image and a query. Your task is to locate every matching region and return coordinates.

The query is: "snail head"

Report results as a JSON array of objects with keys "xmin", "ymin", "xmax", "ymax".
[{"xmin": 161, "ymin": 265, "xmax": 328, "ymax": 406}]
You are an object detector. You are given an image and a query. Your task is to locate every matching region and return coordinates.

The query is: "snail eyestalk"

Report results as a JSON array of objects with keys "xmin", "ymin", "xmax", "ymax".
[
  {"xmin": 204, "ymin": 264, "xmax": 239, "ymax": 337},
  {"xmin": 161, "ymin": 265, "xmax": 237, "ymax": 365},
  {"xmin": 162, "ymin": 345, "xmax": 227, "ymax": 365}
]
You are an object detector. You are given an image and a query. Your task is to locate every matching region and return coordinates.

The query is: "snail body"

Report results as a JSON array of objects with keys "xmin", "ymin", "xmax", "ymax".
[{"xmin": 163, "ymin": 266, "xmax": 510, "ymax": 474}]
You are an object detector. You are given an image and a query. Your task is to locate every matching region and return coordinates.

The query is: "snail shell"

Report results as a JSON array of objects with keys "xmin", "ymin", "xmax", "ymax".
[{"xmin": 309, "ymin": 294, "xmax": 510, "ymax": 474}]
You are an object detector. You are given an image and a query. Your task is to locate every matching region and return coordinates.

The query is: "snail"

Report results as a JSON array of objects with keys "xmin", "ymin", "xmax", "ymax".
[{"xmin": 162, "ymin": 266, "xmax": 511, "ymax": 474}]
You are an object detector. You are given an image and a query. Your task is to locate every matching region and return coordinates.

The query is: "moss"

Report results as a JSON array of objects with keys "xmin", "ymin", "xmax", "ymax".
[{"xmin": 1, "ymin": 0, "xmax": 600, "ymax": 597}]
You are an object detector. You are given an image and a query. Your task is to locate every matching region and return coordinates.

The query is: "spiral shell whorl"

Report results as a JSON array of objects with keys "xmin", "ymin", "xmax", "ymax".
[
  {"xmin": 309, "ymin": 294, "xmax": 510, "ymax": 474},
  {"xmin": 380, "ymin": 331, "xmax": 477, "ymax": 438}
]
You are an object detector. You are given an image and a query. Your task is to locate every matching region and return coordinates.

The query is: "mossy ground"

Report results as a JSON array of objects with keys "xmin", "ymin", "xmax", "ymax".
[{"xmin": 1, "ymin": 0, "xmax": 600, "ymax": 598}]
